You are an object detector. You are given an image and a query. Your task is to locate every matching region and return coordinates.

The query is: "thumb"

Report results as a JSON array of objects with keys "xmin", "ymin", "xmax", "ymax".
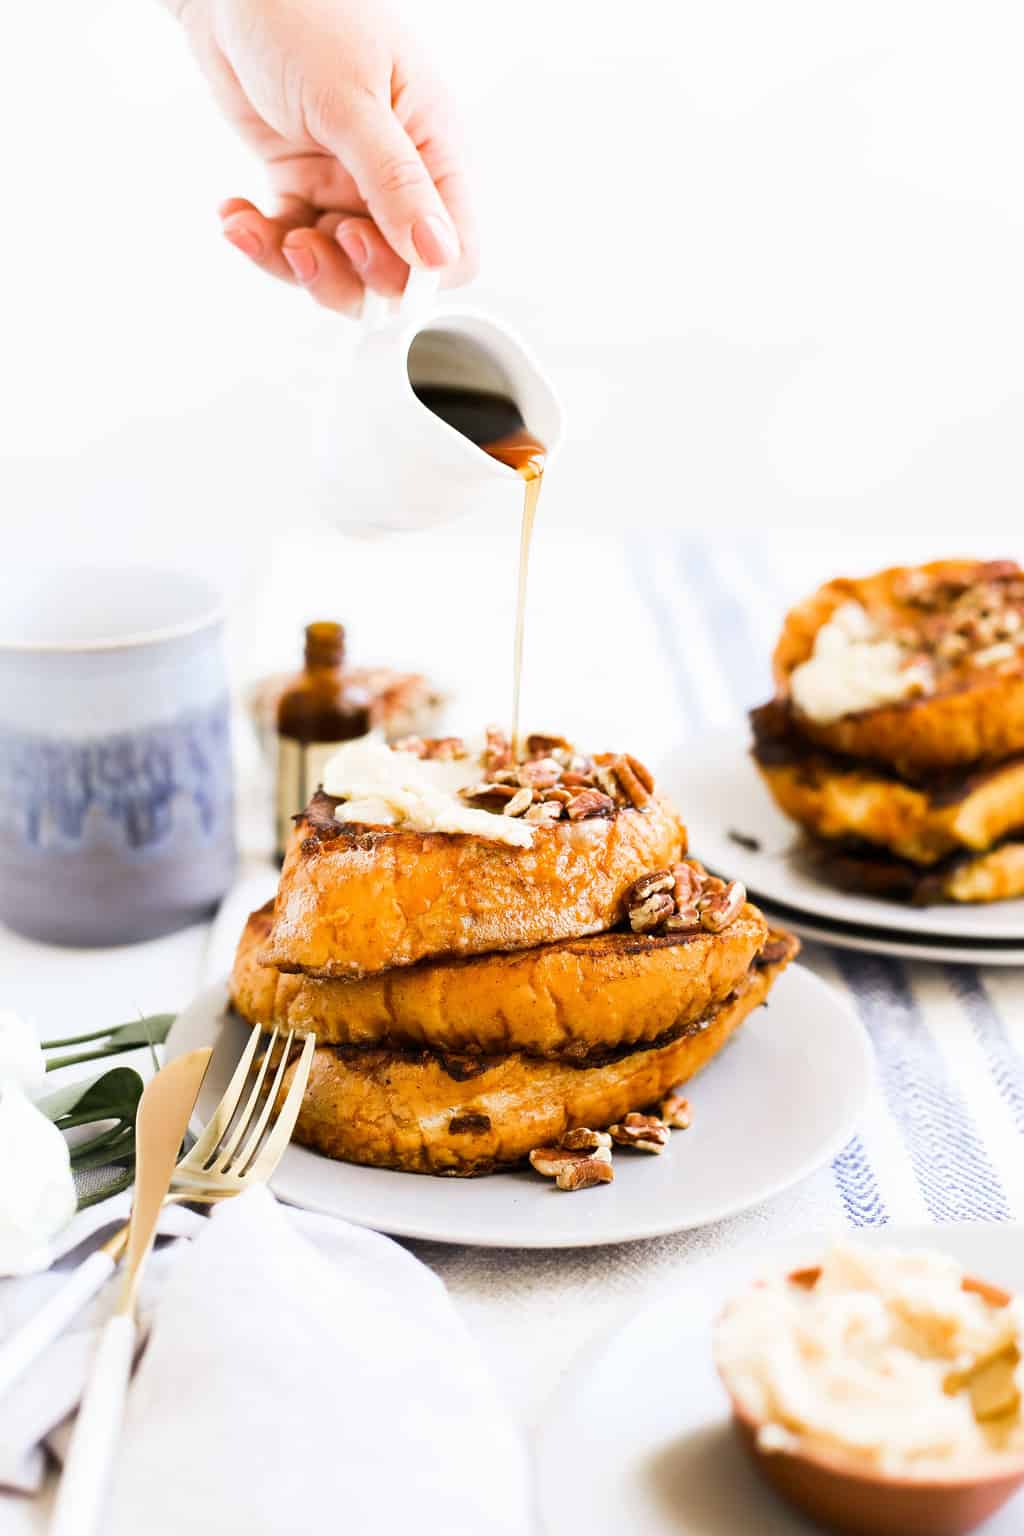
[{"xmin": 322, "ymin": 96, "xmax": 461, "ymax": 271}]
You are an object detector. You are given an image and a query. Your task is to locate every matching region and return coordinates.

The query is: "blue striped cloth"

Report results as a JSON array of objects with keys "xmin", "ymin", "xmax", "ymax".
[{"xmin": 629, "ymin": 533, "xmax": 1024, "ymax": 1230}]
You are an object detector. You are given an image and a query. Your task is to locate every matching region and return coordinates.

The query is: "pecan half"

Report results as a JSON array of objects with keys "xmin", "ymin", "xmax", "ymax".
[
  {"xmin": 671, "ymin": 861, "xmax": 705, "ymax": 906},
  {"xmin": 556, "ymin": 1159, "xmax": 614, "ymax": 1192},
  {"xmin": 613, "ymin": 754, "xmax": 654, "ymax": 809},
  {"xmin": 518, "ymin": 757, "xmax": 563, "ymax": 789},
  {"xmin": 504, "ymin": 786, "xmax": 534, "ymax": 817},
  {"xmin": 698, "ymin": 879, "xmax": 746, "ymax": 933},
  {"xmin": 629, "ymin": 868, "xmax": 675, "ymax": 902},
  {"xmin": 609, "ymin": 1113, "xmax": 671, "ymax": 1153},
  {"xmin": 659, "ymin": 1094, "xmax": 691, "ymax": 1130},
  {"xmin": 628, "ymin": 891, "xmax": 675, "ymax": 932},
  {"xmin": 566, "ymin": 788, "xmax": 616, "ymax": 820}
]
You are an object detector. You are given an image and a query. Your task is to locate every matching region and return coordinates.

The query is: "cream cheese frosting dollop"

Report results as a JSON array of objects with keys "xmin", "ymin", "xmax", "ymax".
[
  {"xmin": 320, "ymin": 736, "xmax": 534, "ymax": 848},
  {"xmin": 790, "ymin": 602, "xmax": 932, "ymax": 724},
  {"xmin": 715, "ymin": 1242, "xmax": 1024, "ymax": 1473}
]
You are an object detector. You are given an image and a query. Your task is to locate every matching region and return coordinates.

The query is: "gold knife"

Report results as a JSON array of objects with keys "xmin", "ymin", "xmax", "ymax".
[{"xmin": 50, "ymin": 1047, "xmax": 212, "ymax": 1536}]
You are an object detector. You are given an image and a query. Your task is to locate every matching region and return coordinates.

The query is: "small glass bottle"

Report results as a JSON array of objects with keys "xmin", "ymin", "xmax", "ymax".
[{"xmin": 274, "ymin": 622, "xmax": 370, "ymax": 860}]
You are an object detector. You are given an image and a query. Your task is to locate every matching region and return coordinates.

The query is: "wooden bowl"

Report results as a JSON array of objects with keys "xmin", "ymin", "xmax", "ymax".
[{"xmin": 718, "ymin": 1266, "xmax": 1024, "ymax": 1536}]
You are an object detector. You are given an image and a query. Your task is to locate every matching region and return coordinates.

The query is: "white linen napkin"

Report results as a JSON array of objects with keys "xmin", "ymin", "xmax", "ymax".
[{"xmin": 1, "ymin": 1190, "xmax": 532, "ymax": 1535}]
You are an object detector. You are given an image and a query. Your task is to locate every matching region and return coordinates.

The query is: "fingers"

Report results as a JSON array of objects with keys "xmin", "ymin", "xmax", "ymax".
[
  {"xmin": 315, "ymin": 96, "xmax": 461, "ymax": 273},
  {"xmin": 334, "ymin": 216, "xmax": 409, "ymax": 297},
  {"xmin": 220, "ymin": 198, "xmax": 365, "ymax": 313},
  {"xmin": 280, "ymin": 226, "xmax": 365, "ymax": 313},
  {"xmin": 219, "ymin": 196, "xmax": 314, "ymax": 284}
]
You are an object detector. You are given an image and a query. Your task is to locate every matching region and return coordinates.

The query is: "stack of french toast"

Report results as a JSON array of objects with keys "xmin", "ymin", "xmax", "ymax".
[
  {"xmin": 752, "ymin": 559, "xmax": 1024, "ymax": 905},
  {"xmin": 231, "ymin": 730, "xmax": 796, "ymax": 1184}
]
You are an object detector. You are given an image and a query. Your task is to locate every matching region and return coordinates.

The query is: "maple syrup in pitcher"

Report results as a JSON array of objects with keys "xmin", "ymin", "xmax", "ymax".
[{"xmin": 411, "ymin": 385, "xmax": 546, "ymax": 755}]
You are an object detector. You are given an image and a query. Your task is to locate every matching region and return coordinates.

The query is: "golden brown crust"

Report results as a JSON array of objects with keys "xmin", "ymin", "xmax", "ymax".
[
  {"xmin": 813, "ymin": 839, "xmax": 1024, "ymax": 905},
  {"xmin": 262, "ymin": 792, "xmax": 688, "ymax": 979},
  {"xmin": 279, "ymin": 933, "xmax": 799, "ymax": 1175},
  {"xmin": 754, "ymin": 751, "xmax": 1024, "ymax": 866},
  {"xmin": 772, "ymin": 560, "xmax": 1024, "ymax": 777},
  {"xmin": 231, "ymin": 900, "xmax": 770, "ymax": 1060}
]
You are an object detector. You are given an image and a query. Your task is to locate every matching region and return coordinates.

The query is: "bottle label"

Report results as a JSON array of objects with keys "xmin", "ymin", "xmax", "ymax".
[{"xmin": 275, "ymin": 738, "xmax": 341, "ymax": 859}]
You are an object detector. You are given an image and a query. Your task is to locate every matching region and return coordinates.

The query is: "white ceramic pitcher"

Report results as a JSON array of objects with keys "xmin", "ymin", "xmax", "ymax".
[{"xmin": 322, "ymin": 270, "xmax": 564, "ymax": 535}]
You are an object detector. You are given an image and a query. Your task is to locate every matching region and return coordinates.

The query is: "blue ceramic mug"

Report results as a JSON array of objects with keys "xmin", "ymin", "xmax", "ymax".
[{"xmin": 0, "ymin": 567, "xmax": 236, "ymax": 946}]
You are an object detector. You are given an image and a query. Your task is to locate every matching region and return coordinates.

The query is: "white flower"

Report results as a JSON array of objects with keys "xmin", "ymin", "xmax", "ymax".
[
  {"xmin": 0, "ymin": 1008, "xmax": 46, "ymax": 1091},
  {"xmin": 0, "ymin": 1081, "xmax": 77, "ymax": 1275}
]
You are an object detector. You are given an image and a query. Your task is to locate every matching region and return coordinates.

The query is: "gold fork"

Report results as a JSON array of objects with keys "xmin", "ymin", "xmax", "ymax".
[{"xmin": 0, "ymin": 1025, "xmax": 314, "ymax": 1397}]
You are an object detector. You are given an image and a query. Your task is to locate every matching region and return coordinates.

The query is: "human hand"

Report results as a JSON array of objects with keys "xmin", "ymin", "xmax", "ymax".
[{"xmin": 170, "ymin": 0, "xmax": 477, "ymax": 312}]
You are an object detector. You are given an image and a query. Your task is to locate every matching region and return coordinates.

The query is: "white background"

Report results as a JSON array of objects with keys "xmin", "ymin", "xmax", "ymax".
[{"xmin": 1, "ymin": 1, "xmax": 1022, "ymax": 699}]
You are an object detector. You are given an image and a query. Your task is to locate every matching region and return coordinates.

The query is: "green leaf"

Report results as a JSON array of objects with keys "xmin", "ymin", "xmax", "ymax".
[
  {"xmin": 42, "ymin": 1013, "xmax": 175, "ymax": 1072},
  {"xmin": 38, "ymin": 1067, "xmax": 145, "ymax": 1128}
]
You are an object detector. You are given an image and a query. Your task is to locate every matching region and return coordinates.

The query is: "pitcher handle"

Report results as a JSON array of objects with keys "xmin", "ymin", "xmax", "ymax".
[
  {"xmin": 399, "ymin": 268, "xmax": 441, "ymax": 324},
  {"xmin": 359, "ymin": 286, "xmax": 390, "ymax": 332}
]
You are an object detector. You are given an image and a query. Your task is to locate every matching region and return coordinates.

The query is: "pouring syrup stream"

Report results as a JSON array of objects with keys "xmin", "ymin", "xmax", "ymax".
[{"xmin": 409, "ymin": 385, "xmax": 546, "ymax": 758}]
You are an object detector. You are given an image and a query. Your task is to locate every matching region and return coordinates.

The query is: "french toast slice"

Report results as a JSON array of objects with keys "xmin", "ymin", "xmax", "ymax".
[
  {"xmin": 232, "ymin": 899, "xmax": 769, "ymax": 1060},
  {"xmin": 812, "ymin": 838, "xmax": 1024, "ymax": 905},
  {"xmin": 263, "ymin": 788, "xmax": 688, "ymax": 979},
  {"xmin": 770, "ymin": 559, "xmax": 1024, "ymax": 778},
  {"xmin": 275, "ymin": 933, "xmax": 799, "ymax": 1175},
  {"xmin": 751, "ymin": 724, "xmax": 1024, "ymax": 866}
]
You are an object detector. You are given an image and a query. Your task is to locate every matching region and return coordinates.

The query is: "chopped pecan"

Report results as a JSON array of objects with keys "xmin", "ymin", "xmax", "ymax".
[
  {"xmin": 518, "ymin": 757, "xmax": 563, "ymax": 789},
  {"xmin": 529, "ymin": 1143, "xmax": 612, "ymax": 1177},
  {"xmin": 561, "ymin": 770, "xmax": 596, "ymax": 788},
  {"xmin": 426, "ymin": 736, "xmax": 466, "ymax": 761},
  {"xmin": 628, "ymin": 891, "xmax": 675, "ymax": 932},
  {"xmin": 566, "ymin": 788, "xmax": 616, "ymax": 821},
  {"xmin": 593, "ymin": 765, "xmax": 621, "ymax": 800},
  {"xmin": 609, "ymin": 1113, "xmax": 671, "ymax": 1153},
  {"xmin": 525, "ymin": 733, "xmax": 573, "ymax": 759},
  {"xmin": 484, "ymin": 725, "xmax": 513, "ymax": 773},
  {"xmin": 556, "ymin": 1159, "xmax": 614, "ymax": 1192},
  {"xmin": 461, "ymin": 781, "xmax": 517, "ymax": 803},
  {"xmin": 662, "ymin": 906, "xmax": 702, "ymax": 933},
  {"xmin": 525, "ymin": 800, "xmax": 563, "ymax": 824},
  {"xmin": 504, "ymin": 786, "xmax": 534, "ymax": 817},
  {"xmin": 698, "ymin": 879, "xmax": 746, "ymax": 933},
  {"xmin": 539, "ymin": 786, "xmax": 574, "ymax": 806},
  {"xmin": 660, "ymin": 1093, "xmax": 691, "ymax": 1129},
  {"xmin": 561, "ymin": 1127, "xmax": 613, "ymax": 1152}
]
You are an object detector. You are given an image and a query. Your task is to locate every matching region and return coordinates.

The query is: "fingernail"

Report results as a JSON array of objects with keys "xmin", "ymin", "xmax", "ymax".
[
  {"xmin": 337, "ymin": 228, "xmax": 370, "ymax": 270},
  {"xmin": 282, "ymin": 242, "xmax": 317, "ymax": 284},
  {"xmin": 412, "ymin": 215, "xmax": 460, "ymax": 268},
  {"xmin": 223, "ymin": 222, "xmax": 262, "ymax": 259}
]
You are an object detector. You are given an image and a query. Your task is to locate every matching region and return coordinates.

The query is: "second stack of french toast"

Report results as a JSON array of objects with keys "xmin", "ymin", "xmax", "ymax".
[
  {"xmin": 231, "ymin": 729, "xmax": 796, "ymax": 1184},
  {"xmin": 752, "ymin": 559, "xmax": 1024, "ymax": 904}
]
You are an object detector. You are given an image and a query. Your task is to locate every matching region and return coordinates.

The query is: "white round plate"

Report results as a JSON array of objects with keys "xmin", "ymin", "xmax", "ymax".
[
  {"xmin": 760, "ymin": 901, "xmax": 1024, "ymax": 967},
  {"xmin": 536, "ymin": 1222, "xmax": 1024, "ymax": 1536},
  {"xmin": 164, "ymin": 965, "xmax": 871, "ymax": 1249},
  {"xmin": 660, "ymin": 731, "xmax": 1024, "ymax": 941}
]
